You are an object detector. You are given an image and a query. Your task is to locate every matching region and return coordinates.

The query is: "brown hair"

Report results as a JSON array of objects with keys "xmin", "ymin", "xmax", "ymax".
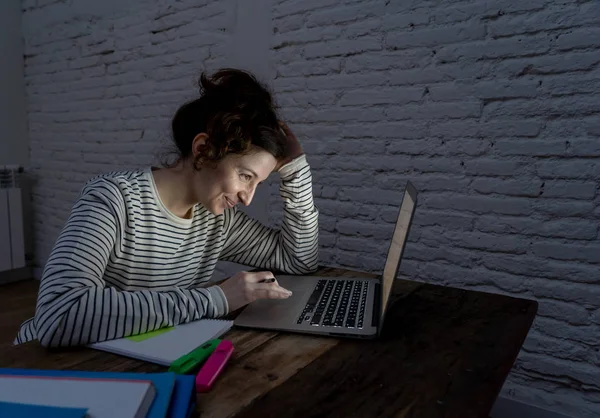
[{"xmin": 169, "ymin": 68, "xmax": 288, "ymax": 169}]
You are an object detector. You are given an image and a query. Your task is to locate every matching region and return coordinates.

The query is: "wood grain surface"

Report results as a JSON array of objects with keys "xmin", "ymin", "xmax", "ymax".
[{"xmin": 0, "ymin": 268, "xmax": 537, "ymax": 418}]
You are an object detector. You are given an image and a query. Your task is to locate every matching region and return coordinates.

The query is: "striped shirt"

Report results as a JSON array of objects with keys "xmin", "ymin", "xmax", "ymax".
[{"xmin": 15, "ymin": 155, "xmax": 318, "ymax": 347}]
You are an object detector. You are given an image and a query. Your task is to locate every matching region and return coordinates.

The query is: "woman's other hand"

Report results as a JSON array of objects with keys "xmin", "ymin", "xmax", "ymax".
[{"xmin": 274, "ymin": 121, "xmax": 304, "ymax": 172}]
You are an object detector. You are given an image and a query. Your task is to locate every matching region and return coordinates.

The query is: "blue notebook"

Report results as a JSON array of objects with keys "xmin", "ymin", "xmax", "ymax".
[
  {"xmin": 0, "ymin": 368, "xmax": 176, "ymax": 418},
  {"xmin": 0, "ymin": 401, "xmax": 87, "ymax": 418},
  {"xmin": 168, "ymin": 374, "xmax": 196, "ymax": 418}
]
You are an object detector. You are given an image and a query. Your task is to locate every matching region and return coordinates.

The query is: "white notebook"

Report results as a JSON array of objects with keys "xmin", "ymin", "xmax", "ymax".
[
  {"xmin": 90, "ymin": 319, "xmax": 233, "ymax": 366},
  {"xmin": 0, "ymin": 375, "xmax": 155, "ymax": 418}
]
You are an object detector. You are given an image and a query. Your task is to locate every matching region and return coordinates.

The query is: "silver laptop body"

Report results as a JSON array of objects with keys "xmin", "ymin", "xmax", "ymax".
[{"xmin": 234, "ymin": 182, "xmax": 418, "ymax": 339}]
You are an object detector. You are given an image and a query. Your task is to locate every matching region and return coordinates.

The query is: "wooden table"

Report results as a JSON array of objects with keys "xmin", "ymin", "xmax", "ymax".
[{"xmin": 0, "ymin": 267, "xmax": 537, "ymax": 418}]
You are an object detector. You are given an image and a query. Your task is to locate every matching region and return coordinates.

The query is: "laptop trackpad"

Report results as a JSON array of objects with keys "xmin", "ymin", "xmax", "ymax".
[{"xmin": 234, "ymin": 276, "xmax": 315, "ymax": 327}]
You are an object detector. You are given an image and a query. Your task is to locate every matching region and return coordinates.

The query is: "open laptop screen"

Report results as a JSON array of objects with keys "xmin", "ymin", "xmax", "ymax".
[{"xmin": 380, "ymin": 182, "xmax": 417, "ymax": 322}]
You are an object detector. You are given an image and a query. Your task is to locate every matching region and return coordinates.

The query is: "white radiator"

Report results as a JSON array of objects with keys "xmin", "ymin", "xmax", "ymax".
[{"xmin": 0, "ymin": 165, "xmax": 25, "ymax": 272}]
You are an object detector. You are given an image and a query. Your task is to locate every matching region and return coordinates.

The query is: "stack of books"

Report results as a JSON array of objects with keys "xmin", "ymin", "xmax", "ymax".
[{"xmin": 0, "ymin": 368, "xmax": 196, "ymax": 418}]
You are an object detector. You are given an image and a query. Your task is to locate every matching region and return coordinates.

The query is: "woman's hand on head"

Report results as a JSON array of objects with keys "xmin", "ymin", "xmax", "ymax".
[
  {"xmin": 217, "ymin": 270, "xmax": 292, "ymax": 312},
  {"xmin": 274, "ymin": 121, "xmax": 304, "ymax": 172}
]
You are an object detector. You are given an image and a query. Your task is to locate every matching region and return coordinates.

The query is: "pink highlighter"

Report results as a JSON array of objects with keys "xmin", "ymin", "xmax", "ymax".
[{"xmin": 195, "ymin": 339, "xmax": 234, "ymax": 393}]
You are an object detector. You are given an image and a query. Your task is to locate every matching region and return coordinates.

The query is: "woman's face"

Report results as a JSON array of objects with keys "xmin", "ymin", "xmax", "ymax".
[{"xmin": 195, "ymin": 146, "xmax": 277, "ymax": 215}]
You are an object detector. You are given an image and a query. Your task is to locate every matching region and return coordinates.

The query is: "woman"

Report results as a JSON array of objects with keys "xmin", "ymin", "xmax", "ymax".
[{"xmin": 15, "ymin": 68, "xmax": 319, "ymax": 348}]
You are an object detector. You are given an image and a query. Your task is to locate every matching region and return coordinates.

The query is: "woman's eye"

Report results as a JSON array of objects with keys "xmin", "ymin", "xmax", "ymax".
[{"xmin": 240, "ymin": 173, "xmax": 252, "ymax": 181}]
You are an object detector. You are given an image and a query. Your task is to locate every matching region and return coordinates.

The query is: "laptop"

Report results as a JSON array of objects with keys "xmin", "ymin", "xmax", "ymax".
[{"xmin": 234, "ymin": 181, "xmax": 418, "ymax": 339}]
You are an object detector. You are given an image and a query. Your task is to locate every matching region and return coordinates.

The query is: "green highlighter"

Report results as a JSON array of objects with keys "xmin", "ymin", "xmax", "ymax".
[{"xmin": 168, "ymin": 339, "xmax": 221, "ymax": 374}]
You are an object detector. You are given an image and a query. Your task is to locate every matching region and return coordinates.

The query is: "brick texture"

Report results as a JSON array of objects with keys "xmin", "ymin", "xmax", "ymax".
[
  {"xmin": 22, "ymin": 0, "xmax": 600, "ymax": 416},
  {"xmin": 270, "ymin": 1, "xmax": 600, "ymax": 417},
  {"xmin": 22, "ymin": 0, "xmax": 233, "ymax": 273}
]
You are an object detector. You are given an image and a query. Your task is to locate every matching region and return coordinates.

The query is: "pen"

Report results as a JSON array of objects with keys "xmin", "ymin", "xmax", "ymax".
[{"xmin": 258, "ymin": 278, "xmax": 276, "ymax": 283}]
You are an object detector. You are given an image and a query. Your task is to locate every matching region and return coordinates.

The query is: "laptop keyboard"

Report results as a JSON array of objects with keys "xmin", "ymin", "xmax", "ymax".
[{"xmin": 296, "ymin": 279, "xmax": 369, "ymax": 329}]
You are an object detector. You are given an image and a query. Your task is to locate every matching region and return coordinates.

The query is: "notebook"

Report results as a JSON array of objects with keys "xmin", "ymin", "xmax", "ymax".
[
  {"xmin": 0, "ymin": 401, "xmax": 88, "ymax": 418},
  {"xmin": 90, "ymin": 319, "xmax": 233, "ymax": 366},
  {"xmin": 0, "ymin": 375, "xmax": 155, "ymax": 418},
  {"xmin": 0, "ymin": 369, "xmax": 176, "ymax": 418}
]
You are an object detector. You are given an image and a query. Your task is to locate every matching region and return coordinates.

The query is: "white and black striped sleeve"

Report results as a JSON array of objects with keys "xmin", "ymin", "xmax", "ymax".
[
  {"xmin": 33, "ymin": 180, "xmax": 228, "ymax": 348},
  {"xmin": 220, "ymin": 154, "xmax": 319, "ymax": 274}
]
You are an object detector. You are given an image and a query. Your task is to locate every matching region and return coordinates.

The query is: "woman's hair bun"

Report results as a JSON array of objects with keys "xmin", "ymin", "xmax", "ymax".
[
  {"xmin": 167, "ymin": 67, "xmax": 287, "ymax": 169},
  {"xmin": 199, "ymin": 68, "xmax": 273, "ymax": 110}
]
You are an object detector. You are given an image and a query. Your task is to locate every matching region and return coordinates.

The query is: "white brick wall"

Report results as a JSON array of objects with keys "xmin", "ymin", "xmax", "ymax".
[
  {"xmin": 22, "ymin": 0, "xmax": 234, "ymax": 271},
  {"xmin": 21, "ymin": 0, "xmax": 600, "ymax": 416},
  {"xmin": 270, "ymin": 1, "xmax": 600, "ymax": 417}
]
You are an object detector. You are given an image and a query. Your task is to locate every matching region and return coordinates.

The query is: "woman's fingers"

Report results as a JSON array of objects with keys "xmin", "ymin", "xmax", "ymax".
[
  {"xmin": 251, "ymin": 280, "xmax": 292, "ymax": 299},
  {"xmin": 252, "ymin": 287, "xmax": 292, "ymax": 300},
  {"xmin": 279, "ymin": 121, "xmax": 294, "ymax": 138}
]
